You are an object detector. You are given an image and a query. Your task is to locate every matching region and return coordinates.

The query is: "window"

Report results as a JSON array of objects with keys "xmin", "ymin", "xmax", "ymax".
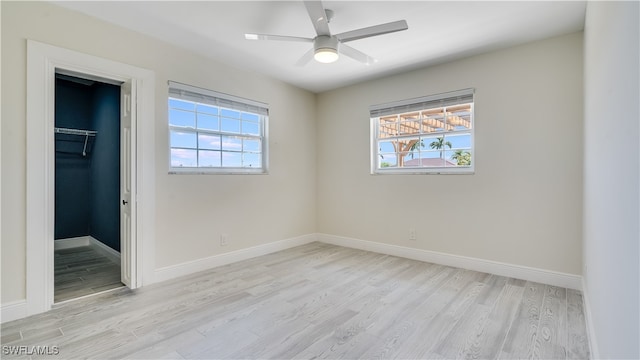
[
  {"xmin": 370, "ymin": 88, "xmax": 474, "ymax": 174},
  {"xmin": 168, "ymin": 81, "xmax": 268, "ymax": 174}
]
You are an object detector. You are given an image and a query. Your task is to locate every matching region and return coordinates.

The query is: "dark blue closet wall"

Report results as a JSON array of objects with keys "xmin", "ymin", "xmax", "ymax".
[
  {"xmin": 54, "ymin": 79, "xmax": 93, "ymax": 239},
  {"xmin": 55, "ymin": 78, "xmax": 121, "ymax": 252},
  {"xmin": 89, "ymin": 83, "xmax": 121, "ymax": 252}
]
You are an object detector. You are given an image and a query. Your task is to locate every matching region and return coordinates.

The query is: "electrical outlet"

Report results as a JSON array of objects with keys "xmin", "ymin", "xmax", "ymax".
[
  {"xmin": 220, "ymin": 234, "xmax": 229, "ymax": 247},
  {"xmin": 409, "ymin": 228, "xmax": 417, "ymax": 241}
]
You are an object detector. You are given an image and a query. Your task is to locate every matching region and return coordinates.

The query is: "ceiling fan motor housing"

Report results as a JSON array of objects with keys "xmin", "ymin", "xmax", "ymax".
[{"xmin": 314, "ymin": 35, "xmax": 339, "ymax": 52}]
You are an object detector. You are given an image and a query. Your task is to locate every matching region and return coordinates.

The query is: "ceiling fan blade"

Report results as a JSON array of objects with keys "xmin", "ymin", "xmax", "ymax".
[
  {"xmin": 245, "ymin": 34, "xmax": 313, "ymax": 43},
  {"xmin": 336, "ymin": 20, "xmax": 408, "ymax": 43},
  {"xmin": 303, "ymin": 1, "xmax": 331, "ymax": 36},
  {"xmin": 340, "ymin": 44, "xmax": 377, "ymax": 65},
  {"xmin": 295, "ymin": 48, "xmax": 315, "ymax": 66}
]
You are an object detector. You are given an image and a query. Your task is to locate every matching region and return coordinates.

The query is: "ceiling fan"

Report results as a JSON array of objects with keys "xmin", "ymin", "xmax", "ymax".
[{"xmin": 244, "ymin": 1, "xmax": 408, "ymax": 65}]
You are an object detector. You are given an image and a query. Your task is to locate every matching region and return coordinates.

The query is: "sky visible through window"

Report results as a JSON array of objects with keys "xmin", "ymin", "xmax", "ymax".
[{"xmin": 169, "ymin": 98, "xmax": 263, "ymax": 169}]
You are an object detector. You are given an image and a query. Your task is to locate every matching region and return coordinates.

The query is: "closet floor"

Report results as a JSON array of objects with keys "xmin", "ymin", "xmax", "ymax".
[{"xmin": 55, "ymin": 245, "xmax": 123, "ymax": 303}]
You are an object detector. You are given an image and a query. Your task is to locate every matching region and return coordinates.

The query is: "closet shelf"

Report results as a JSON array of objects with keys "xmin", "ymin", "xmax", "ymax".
[
  {"xmin": 54, "ymin": 127, "xmax": 97, "ymax": 136},
  {"xmin": 54, "ymin": 127, "xmax": 97, "ymax": 157}
]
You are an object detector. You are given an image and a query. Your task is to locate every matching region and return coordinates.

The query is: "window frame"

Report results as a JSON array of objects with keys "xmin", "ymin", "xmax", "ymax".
[
  {"xmin": 370, "ymin": 88, "xmax": 475, "ymax": 175},
  {"xmin": 167, "ymin": 81, "xmax": 269, "ymax": 175}
]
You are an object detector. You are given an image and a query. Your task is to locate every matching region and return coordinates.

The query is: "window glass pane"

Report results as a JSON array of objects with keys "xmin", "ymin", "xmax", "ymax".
[
  {"xmin": 396, "ymin": 138, "xmax": 421, "ymax": 152},
  {"xmin": 220, "ymin": 108, "xmax": 240, "ymax": 119},
  {"xmin": 407, "ymin": 137, "xmax": 424, "ymax": 155},
  {"xmin": 199, "ymin": 150, "xmax": 221, "ymax": 167},
  {"xmin": 379, "ymin": 153, "xmax": 397, "ymax": 168},
  {"xmin": 423, "ymin": 135, "xmax": 452, "ymax": 154},
  {"xmin": 448, "ymin": 150, "xmax": 472, "ymax": 166},
  {"xmin": 169, "ymin": 109, "xmax": 196, "ymax": 128},
  {"xmin": 399, "ymin": 112, "xmax": 421, "ymax": 135},
  {"xmin": 243, "ymin": 138, "xmax": 261, "ymax": 152},
  {"xmin": 222, "ymin": 151, "xmax": 242, "ymax": 167},
  {"xmin": 379, "ymin": 116, "xmax": 398, "ymax": 138},
  {"xmin": 221, "ymin": 136, "xmax": 242, "ymax": 151},
  {"xmin": 171, "ymin": 149, "xmax": 197, "ymax": 167},
  {"xmin": 242, "ymin": 121, "xmax": 260, "ymax": 135},
  {"xmin": 169, "ymin": 98, "xmax": 195, "ymax": 111},
  {"xmin": 242, "ymin": 113, "xmax": 259, "ymax": 122},
  {"xmin": 197, "ymin": 104, "xmax": 218, "ymax": 115},
  {"xmin": 170, "ymin": 130, "xmax": 197, "ymax": 149},
  {"xmin": 398, "ymin": 138, "xmax": 422, "ymax": 167},
  {"xmin": 399, "ymin": 121, "xmax": 421, "ymax": 135},
  {"xmin": 421, "ymin": 108, "xmax": 446, "ymax": 133},
  {"xmin": 379, "ymin": 140, "xmax": 397, "ymax": 153},
  {"xmin": 445, "ymin": 133, "xmax": 472, "ymax": 149},
  {"xmin": 417, "ymin": 151, "xmax": 446, "ymax": 167},
  {"xmin": 221, "ymin": 118, "xmax": 240, "ymax": 133},
  {"xmin": 243, "ymin": 153, "xmax": 261, "ymax": 168},
  {"xmin": 197, "ymin": 113, "xmax": 219, "ymax": 131},
  {"xmin": 198, "ymin": 134, "xmax": 221, "ymax": 150},
  {"xmin": 403, "ymin": 158, "xmax": 421, "ymax": 167},
  {"xmin": 444, "ymin": 150, "xmax": 460, "ymax": 166},
  {"xmin": 447, "ymin": 103, "xmax": 472, "ymax": 131}
]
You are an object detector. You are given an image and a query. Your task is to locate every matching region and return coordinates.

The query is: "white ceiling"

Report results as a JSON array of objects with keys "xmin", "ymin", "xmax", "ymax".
[{"xmin": 53, "ymin": 1, "xmax": 586, "ymax": 93}]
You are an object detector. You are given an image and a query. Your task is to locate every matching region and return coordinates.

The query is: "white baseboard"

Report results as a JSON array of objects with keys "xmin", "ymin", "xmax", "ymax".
[
  {"xmin": 88, "ymin": 237, "xmax": 121, "ymax": 265},
  {"xmin": 55, "ymin": 236, "xmax": 121, "ymax": 265},
  {"xmin": 581, "ymin": 278, "xmax": 600, "ymax": 359},
  {"xmin": 1, "ymin": 300, "xmax": 27, "ymax": 324},
  {"xmin": 316, "ymin": 233, "xmax": 583, "ymax": 290},
  {"xmin": 154, "ymin": 234, "xmax": 317, "ymax": 283},
  {"xmin": 54, "ymin": 236, "xmax": 91, "ymax": 250}
]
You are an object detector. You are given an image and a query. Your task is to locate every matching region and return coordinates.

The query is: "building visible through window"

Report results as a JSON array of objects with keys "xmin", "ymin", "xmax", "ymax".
[{"xmin": 370, "ymin": 89, "xmax": 474, "ymax": 174}]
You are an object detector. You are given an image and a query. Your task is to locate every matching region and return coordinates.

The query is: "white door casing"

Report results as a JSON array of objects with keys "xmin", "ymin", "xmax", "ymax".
[{"xmin": 26, "ymin": 40, "xmax": 155, "ymax": 316}]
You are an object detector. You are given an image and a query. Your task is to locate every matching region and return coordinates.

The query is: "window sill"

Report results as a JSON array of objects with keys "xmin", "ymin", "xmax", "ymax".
[
  {"xmin": 371, "ymin": 167, "xmax": 474, "ymax": 175},
  {"xmin": 169, "ymin": 168, "xmax": 268, "ymax": 175}
]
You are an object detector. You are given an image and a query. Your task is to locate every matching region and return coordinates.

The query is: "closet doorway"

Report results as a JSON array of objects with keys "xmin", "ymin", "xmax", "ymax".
[
  {"xmin": 53, "ymin": 73, "xmax": 126, "ymax": 303},
  {"xmin": 26, "ymin": 40, "xmax": 154, "ymax": 316}
]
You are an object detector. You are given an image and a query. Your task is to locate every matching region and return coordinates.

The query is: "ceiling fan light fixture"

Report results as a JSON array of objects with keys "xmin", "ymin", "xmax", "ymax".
[
  {"xmin": 314, "ymin": 47, "xmax": 339, "ymax": 63},
  {"xmin": 313, "ymin": 35, "xmax": 339, "ymax": 63}
]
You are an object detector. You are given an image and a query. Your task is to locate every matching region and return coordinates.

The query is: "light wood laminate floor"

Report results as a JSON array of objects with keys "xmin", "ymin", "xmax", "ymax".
[
  {"xmin": 2, "ymin": 242, "xmax": 589, "ymax": 359},
  {"xmin": 55, "ymin": 245, "xmax": 123, "ymax": 303}
]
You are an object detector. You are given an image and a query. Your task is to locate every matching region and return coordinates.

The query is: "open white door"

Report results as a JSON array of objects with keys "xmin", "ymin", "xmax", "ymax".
[{"xmin": 120, "ymin": 81, "xmax": 135, "ymax": 288}]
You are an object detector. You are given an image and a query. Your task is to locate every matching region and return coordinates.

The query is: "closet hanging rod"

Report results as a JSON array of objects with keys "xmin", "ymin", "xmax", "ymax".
[{"xmin": 54, "ymin": 127, "xmax": 97, "ymax": 136}]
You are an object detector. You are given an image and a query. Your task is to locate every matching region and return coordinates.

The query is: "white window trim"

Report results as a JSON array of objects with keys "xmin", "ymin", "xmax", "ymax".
[
  {"xmin": 370, "ymin": 88, "xmax": 475, "ymax": 175},
  {"xmin": 167, "ymin": 81, "xmax": 269, "ymax": 175}
]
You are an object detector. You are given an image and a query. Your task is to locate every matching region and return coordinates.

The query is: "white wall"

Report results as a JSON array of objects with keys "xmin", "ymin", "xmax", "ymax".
[
  {"xmin": 317, "ymin": 32, "xmax": 584, "ymax": 275},
  {"xmin": 1, "ymin": 1, "xmax": 316, "ymax": 303},
  {"xmin": 583, "ymin": 2, "xmax": 640, "ymax": 358}
]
